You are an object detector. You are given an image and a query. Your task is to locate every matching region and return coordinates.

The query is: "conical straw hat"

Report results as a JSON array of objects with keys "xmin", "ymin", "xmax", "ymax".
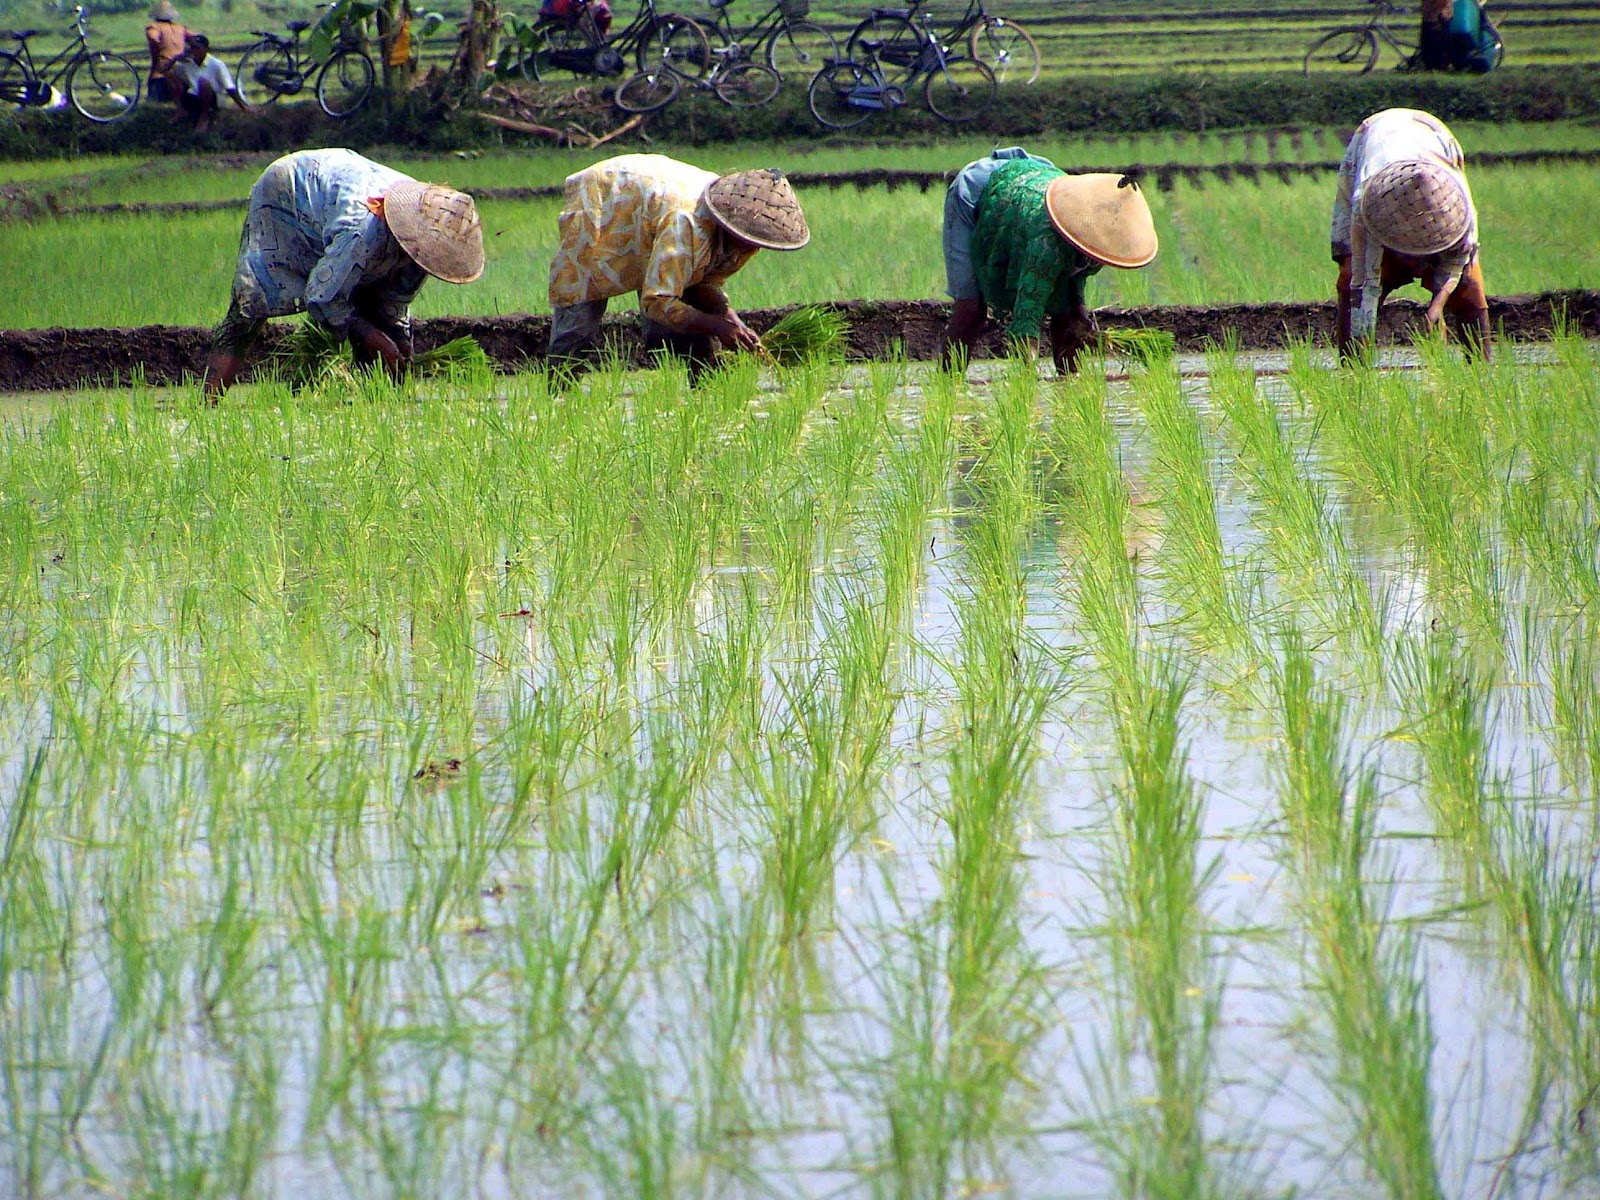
[
  {"xmin": 149, "ymin": 1, "xmax": 179, "ymax": 21},
  {"xmin": 1044, "ymin": 173, "xmax": 1158, "ymax": 269},
  {"xmin": 383, "ymin": 180, "xmax": 485, "ymax": 284},
  {"xmin": 704, "ymin": 169, "xmax": 810, "ymax": 251},
  {"xmin": 1359, "ymin": 159, "xmax": 1470, "ymax": 256}
]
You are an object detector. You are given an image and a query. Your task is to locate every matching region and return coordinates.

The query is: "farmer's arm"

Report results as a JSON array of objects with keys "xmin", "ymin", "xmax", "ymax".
[
  {"xmin": 306, "ymin": 227, "xmax": 407, "ymax": 373},
  {"xmin": 642, "ymin": 217, "xmax": 760, "ymax": 351},
  {"xmin": 1000, "ymin": 236, "xmax": 1059, "ymax": 356},
  {"xmin": 1046, "ymin": 263, "xmax": 1098, "ymax": 375},
  {"xmin": 1440, "ymin": 257, "xmax": 1492, "ymax": 361}
]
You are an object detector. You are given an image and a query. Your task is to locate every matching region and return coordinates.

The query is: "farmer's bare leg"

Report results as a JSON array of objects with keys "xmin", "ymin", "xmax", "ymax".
[
  {"xmin": 547, "ymin": 299, "xmax": 608, "ymax": 376},
  {"xmin": 1049, "ymin": 306, "xmax": 1098, "ymax": 375},
  {"xmin": 1335, "ymin": 255, "xmax": 1358, "ymax": 362},
  {"xmin": 939, "ymin": 299, "xmax": 989, "ymax": 371},
  {"xmin": 204, "ymin": 298, "xmax": 265, "ymax": 398}
]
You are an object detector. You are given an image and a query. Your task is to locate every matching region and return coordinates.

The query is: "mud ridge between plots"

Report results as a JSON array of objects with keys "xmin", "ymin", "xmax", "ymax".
[
  {"xmin": 1, "ymin": 292, "xmax": 1596, "ymax": 393},
  {"xmin": 10, "ymin": 150, "xmax": 1600, "ymax": 222}
]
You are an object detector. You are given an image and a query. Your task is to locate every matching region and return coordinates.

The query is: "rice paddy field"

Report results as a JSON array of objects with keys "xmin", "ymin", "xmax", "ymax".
[
  {"xmin": 3, "ymin": 122, "xmax": 1600, "ymax": 328},
  {"xmin": 4, "ymin": 331, "xmax": 1600, "ymax": 1197}
]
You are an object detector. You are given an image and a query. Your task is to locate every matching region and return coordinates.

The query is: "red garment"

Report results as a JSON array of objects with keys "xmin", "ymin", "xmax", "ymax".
[{"xmin": 540, "ymin": 0, "xmax": 611, "ymax": 33}]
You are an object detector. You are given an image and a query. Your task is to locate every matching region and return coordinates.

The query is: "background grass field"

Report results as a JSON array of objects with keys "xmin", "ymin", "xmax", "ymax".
[
  {"xmin": 2, "ymin": 123, "xmax": 1595, "ymax": 327},
  {"xmin": 4, "ymin": 0, "xmax": 1600, "ymax": 79}
]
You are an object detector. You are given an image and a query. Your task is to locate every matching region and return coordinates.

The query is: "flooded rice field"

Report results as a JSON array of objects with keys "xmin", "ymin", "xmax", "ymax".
[{"xmin": 1, "ymin": 344, "xmax": 1597, "ymax": 1198}]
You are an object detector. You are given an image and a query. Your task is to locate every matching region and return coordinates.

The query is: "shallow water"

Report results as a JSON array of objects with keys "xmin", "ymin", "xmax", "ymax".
[{"xmin": 1, "ymin": 350, "xmax": 1597, "ymax": 1198}]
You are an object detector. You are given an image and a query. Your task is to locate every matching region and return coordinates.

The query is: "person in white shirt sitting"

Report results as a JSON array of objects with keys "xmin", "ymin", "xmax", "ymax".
[{"xmin": 169, "ymin": 34, "xmax": 247, "ymax": 132}]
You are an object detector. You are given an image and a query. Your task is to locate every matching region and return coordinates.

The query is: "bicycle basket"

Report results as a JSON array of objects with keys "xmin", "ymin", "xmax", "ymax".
[{"xmin": 778, "ymin": 0, "xmax": 810, "ymax": 18}]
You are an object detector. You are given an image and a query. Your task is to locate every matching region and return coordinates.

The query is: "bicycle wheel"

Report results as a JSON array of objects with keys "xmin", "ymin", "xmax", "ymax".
[
  {"xmin": 1303, "ymin": 27, "xmax": 1379, "ymax": 75},
  {"xmin": 614, "ymin": 69, "xmax": 679, "ymax": 112},
  {"xmin": 638, "ymin": 15, "xmax": 711, "ymax": 79},
  {"xmin": 519, "ymin": 20, "xmax": 586, "ymax": 81},
  {"xmin": 66, "ymin": 51, "xmax": 141, "ymax": 122},
  {"xmin": 807, "ymin": 59, "xmax": 876, "ymax": 130},
  {"xmin": 0, "ymin": 51, "xmax": 32, "ymax": 106},
  {"xmin": 316, "ymin": 49, "xmax": 374, "ymax": 117},
  {"xmin": 715, "ymin": 60, "xmax": 780, "ymax": 107},
  {"xmin": 969, "ymin": 15, "xmax": 1039, "ymax": 85},
  {"xmin": 845, "ymin": 13, "xmax": 922, "ymax": 75},
  {"xmin": 766, "ymin": 19, "xmax": 838, "ymax": 79},
  {"xmin": 236, "ymin": 40, "xmax": 296, "ymax": 105},
  {"xmin": 922, "ymin": 54, "xmax": 994, "ymax": 123}
]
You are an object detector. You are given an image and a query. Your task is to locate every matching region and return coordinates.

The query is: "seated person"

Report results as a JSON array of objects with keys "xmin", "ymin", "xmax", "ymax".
[
  {"xmin": 168, "ymin": 34, "xmax": 247, "ymax": 132},
  {"xmin": 540, "ymin": 0, "xmax": 611, "ymax": 36},
  {"xmin": 145, "ymin": 1, "xmax": 188, "ymax": 103}
]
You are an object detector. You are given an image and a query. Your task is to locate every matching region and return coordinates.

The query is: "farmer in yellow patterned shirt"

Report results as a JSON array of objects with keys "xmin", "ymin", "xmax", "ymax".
[{"xmin": 547, "ymin": 154, "xmax": 809, "ymax": 370}]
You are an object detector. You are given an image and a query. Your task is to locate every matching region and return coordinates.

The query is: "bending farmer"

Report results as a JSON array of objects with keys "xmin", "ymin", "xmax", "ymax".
[
  {"xmin": 206, "ymin": 149, "xmax": 484, "ymax": 396},
  {"xmin": 1332, "ymin": 108, "xmax": 1490, "ymax": 361},
  {"xmin": 939, "ymin": 147, "xmax": 1158, "ymax": 375},
  {"xmin": 547, "ymin": 154, "xmax": 809, "ymax": 371}
]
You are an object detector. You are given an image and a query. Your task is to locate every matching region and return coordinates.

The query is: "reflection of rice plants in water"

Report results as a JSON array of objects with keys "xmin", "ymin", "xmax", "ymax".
[{"xmin": 4, "ymin": 338, "xmax": 1600, "ymax": 1195}]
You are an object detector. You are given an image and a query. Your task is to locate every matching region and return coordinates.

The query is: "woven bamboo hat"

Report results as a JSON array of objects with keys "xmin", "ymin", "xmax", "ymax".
[
  {"xmin": 382, "ymin": 180, "xmax": 485, "ymax": 284},
  {"xmin": 149, "ymin": 1, "xmax": 179, "ymax": 21},
  {"xmin": 1359, "ymin": 159, "xmax": 1471, "ymax": 256},
  {"xmin": 704, "ymin": 169, "xmax": 810, "ymax": 251},
  {"xmin": 1043, "ymin": 173, "xmax": 1158, "ymax": 269}
]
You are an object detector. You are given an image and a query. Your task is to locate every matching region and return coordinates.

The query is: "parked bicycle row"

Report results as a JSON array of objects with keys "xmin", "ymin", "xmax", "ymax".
[{"xmin": 500, "ymin": 0, "xmax": 1038, "ymax": 126}]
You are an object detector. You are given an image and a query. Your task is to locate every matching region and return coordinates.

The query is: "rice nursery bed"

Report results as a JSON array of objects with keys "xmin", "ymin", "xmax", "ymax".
[{"xmin": 2, "ymin": 341, "xmax": 1599, "ymax": 1198}]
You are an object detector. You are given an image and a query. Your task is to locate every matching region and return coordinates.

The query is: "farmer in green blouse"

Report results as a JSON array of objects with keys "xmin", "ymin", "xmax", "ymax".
[{"xmin": 938, "ymin": 148, "xmax": 1159, "ymax": 374}]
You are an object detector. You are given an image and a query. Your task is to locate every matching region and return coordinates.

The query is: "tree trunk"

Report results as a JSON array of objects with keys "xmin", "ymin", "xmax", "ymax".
[{"xmin": 460, "ymin": 0, "xmax": 498, "ymax": 97}]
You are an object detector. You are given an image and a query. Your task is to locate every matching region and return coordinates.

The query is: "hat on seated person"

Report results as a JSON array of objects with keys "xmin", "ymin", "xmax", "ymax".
[
  {"xmin": 703, "ymin": 169, "xmax": 811, "ymax": 251},
  {"xmin": 382, "ymin": 181, "xmax": 487, "ymax": 284},
  {"xmin": 1044, "ymin": 173, "xmax": 1159, "ymax": 269}
]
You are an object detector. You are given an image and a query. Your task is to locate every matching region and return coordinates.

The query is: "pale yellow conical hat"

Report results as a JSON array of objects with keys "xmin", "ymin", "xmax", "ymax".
[
  {"xmin": 382, "ymin": 180, "xmax": 486, "ymax": 284},
  {"xmin": 1044, "ymin": 173, "xmax": 1158, "ymax": 270}
]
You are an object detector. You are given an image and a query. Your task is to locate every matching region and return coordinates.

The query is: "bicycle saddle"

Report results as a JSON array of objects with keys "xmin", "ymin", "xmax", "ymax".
[
  {"xmin": 5, "ymin": 29, "xmax": 39, "ymax": 40},
  {"xmin": 288, "ymin": 19, "xmax": 312, "ymax": 32}
]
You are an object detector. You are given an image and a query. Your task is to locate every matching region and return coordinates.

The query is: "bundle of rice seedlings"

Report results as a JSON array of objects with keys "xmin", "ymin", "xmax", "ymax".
[
  {"xmin": 270, "ymin": 321, "xmax": 491, "ymax": 388},
  {"xmin": 272, "ymin": 319, "xmax": 355, "ymax": 388},
  {"xmin": 412, "ymin": 336, "xmax": 493, "ymax": 377},
  {"xmin": 759, "ymin": 305, "xmax": 847, "ymax": 365},
  {"xmin": 1102, "ymin": 326, "xmax": 1176, "ymax": 368}
]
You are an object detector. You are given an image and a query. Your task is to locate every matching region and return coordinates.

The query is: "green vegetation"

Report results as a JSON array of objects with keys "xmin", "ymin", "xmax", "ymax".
[
  {"xmin": 2, "ymin": 142, "xmax": 1596, "ymax": 328},
  {"xmin": 2, "ymin": 332, "xmax": 1599, "ymax": 1195}
]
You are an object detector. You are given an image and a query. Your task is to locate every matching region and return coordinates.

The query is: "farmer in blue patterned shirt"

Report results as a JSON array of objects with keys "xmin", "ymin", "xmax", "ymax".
[
  {"xmin": 205, "ymin": 149, "xmax": 485, "ymax": 396},
  {"xmin": 939, "ymin": 148, "xmax": 1158, "ymax": 375}
]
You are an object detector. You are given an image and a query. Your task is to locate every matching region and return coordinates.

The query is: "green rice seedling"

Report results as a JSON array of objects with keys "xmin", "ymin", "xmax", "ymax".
[
  {"xmin": 1103, "ymin": 327, "xmax": 1177, "ymax": 368},
  {"xmin": 1272, "ymin": 637, "xmax": 1445, "ymax": 1200},
  {"xmin": 1548, "ymin": 623, "xmax": 1600, "ymax": 799},
  {"xmin": 1218, "ymin": 349, "xmax": 1382, "ymax": 667},
  {"xmin": 271, "ymin": 319, "xmax": 492, "ymax": 389},
  {"xmin": 759, "ymin": 305, "xmax": 848, "ymax": 365},
  {"xmin": 1134, "ymin": 360, "xmax": 1254, "ymax": 659},
  {"xmin": 1095, "ymin": 650, "xmax": 1222, "ymax": 1200}
]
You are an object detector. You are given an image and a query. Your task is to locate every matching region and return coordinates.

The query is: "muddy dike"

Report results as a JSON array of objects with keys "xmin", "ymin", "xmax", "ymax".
[{"xmin": 2, "ymin": 291, "xmax": 1596, "ymax": 393}]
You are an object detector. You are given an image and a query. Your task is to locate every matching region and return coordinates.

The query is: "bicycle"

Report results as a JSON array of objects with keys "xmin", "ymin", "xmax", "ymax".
[
  {"xmin": 694, "ymin": 0, "xmax": 837, "ymax": 82},
  {"xmin": 845, "ymin": 0, "xmax": 1039, "ymax": 86},
  {"xmin": 615, "ymin": 42, "xmax": 779, "ymax": 111},
  {"xmin": 0, "ymin": 6, "xmax": 141, "ymax": 124},
  {"xmin": 234, "ymin": 9, "xmax": 376, "ymax": 118},
  {"xmin": 1302, "ymin": 0, "xmax": 1419, "ymax": 75},
  {"xmin": 512, "ymin": 0, "xmax": 710, "ymax": 84},
  {"xmin": 808, "ymin": 16, "xmax": 996, "ymax": 130}
]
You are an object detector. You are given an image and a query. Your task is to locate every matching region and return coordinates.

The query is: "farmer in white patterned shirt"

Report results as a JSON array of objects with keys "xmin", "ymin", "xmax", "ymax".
[{"xmin": 205, "ymin": 150, "xmax": 484, "ymax": 396}]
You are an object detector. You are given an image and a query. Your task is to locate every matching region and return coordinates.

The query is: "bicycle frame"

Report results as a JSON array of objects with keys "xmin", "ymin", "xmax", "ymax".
[
  {"xmin": 8, "ymin": 26, "xmax": 90, "ymax": 87},
  {"xmin": 703, "ymin": 1, "xmax": 785, "ymax": 50}
]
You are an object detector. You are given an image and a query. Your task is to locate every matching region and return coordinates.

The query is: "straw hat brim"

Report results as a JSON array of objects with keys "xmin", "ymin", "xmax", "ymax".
[
  {"xmin": 383, "ymin": 180, "xmax": 485, "ymax": 285},
  {"xmin": 704, "ymin": 170, "xmax": 810, "ymax": 251},
  {"xmin": 1044, "ymin": 173, "xmax": 1158, "ymax": 270}
]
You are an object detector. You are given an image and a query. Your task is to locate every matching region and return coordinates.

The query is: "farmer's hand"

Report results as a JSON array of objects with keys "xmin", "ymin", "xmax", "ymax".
[
  {"xmin": 351, "ymin": 319, "xmax": 405, "ymax": 377},
  {"xmin": 714, "ymin": 315, "xmax": 762, "ymax": 353},
  {"xmin": 1424, "ymin": 280, "xmax": 1457, "ymax": 334}
]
